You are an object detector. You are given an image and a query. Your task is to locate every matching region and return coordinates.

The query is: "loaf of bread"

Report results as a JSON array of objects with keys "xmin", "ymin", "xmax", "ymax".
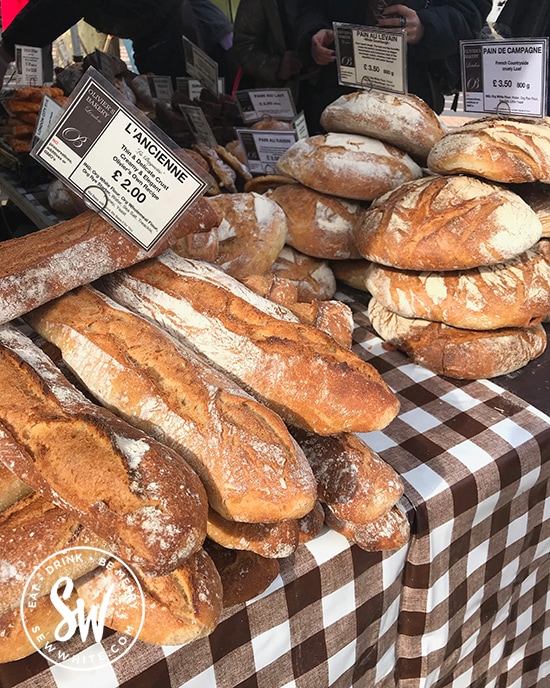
[
  {"xmin": 323, "ymin": 504, "xmax": 410, "ymax": 551},
  {"xmin": 269, "ymin": 183, "xmax": 364, "ymax": 260},
  {"xmin": 275, "ymin": 133, "xmax": 422, "ymax": 201},
  {"xmin": 240, "ymin": 273, "xmax": 300, "ymax": 307},
  {"xmin": 368, "ymin": 298, "xmax": 547, "ymax": 379},
  {"xmin": 0, "ymin": 461, "xmax": 32, "ymax": 512},
  {"xmin": 0, "ymin": 197, "xmax": 221, "ymax": 325},
  {"xmin": 0, "ymin": 323, "xmax": 208, "ymax": 576},
  {"xmin": 47, "ymin": 178, "xmax": 88, "ymax": 217},
  {"xmin": 364, "ymin": 244, "xmax": 550, "ymax": 330},
  {"xmin": 269, "ymin": 246, "xmax": 337, "ymax": 301},
  {"xmin": 354, "ymin": 175, "xmax": 543, "ymax": 270},
  {"xmin": 244, "ymin": 174, "xmax": 299, "ymax": 194},
  {"xmin": 427, "ymin": 116, "xmax": 550, "ymax": 183},
  {"xmin": 287, "ymin": 300, "xmax": 355, "ymax": 348},
  {"xmin": 298, "ymin": 501, "xmax": 325, "ymax": 544},
  {"xmin": 290, "ymin": 428, "xmax": 404, "ymax": 524},
  {"xmin": 208, "ymin": 193, "xmax": 288, "ymax": 279},
  {"xmin": 512, "ymin": 183, "xmax": 550, "ymax": 238},
  {"xmin": 331, "ymin": 258, "xmax": 373, "ymax": 291},
  {"xmin": 100, "ymin": 253, "xmax": 400, "ymax": 434},
  {"xmin": 320, "ymin": 90, "xmax": 447, "ymax": 164},
  {"xmin": 26, "ymin": 285, "xmax": 317, "ymax": 524}
]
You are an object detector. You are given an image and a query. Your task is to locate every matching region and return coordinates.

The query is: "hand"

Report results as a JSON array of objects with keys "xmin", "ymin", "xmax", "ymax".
[
  {"xmin": 277, "ymin": 51, "xmax": 302, "ymax": 80},
  {"xmin": 311, "ymin": 29, "xmax": 336, "ymax": 66},
  {"xmin": 378, "ymin": 4, "xmax": 424, "ymax": 45}
]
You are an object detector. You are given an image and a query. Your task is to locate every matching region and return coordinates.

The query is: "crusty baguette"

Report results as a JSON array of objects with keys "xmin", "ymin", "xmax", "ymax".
[
  {"xmin": 0, "ymin": 461, "xmax": 32, "ymax": 513},
  {"xmin": 368, "ymin": 298, "xmax": 547, "ymax": 379},
  {"xmin": 290, "ymin": 428, "xmax": 404, "ymax": 524},
  {"xmin": 286, "ymin": 300, "xmax": 355, "ymax": 348},
  {"xmin": 100, "ymin": 253, "xmax": 400, "ymax": 435},
  {"xmin": 26, "ymin": 286, "xmax": 317, "ymax": 523},
  {"xmin": 323, "ymin": 504, "xmax": 410, "ymax": 552},
  {"xmin": 354, "ymin": 175, "xmax": 542, "ymax": 271},
  {"xmin": 0, "ymin": 324, "xmax": 208, "ymax": 577},
  {"xmin": 0, "ymin": 197, "xmax": 221, "ymax": 325}
]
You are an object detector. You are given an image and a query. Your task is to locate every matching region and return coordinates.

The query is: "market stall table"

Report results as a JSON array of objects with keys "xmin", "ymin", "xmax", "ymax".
[{"xmin": 0, "ymin": 287, "xmax": 547, "ymax": 688}]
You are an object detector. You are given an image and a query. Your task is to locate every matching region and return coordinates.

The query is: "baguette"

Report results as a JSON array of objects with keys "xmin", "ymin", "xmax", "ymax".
[
  {"xmin": 26, "ymin": 286, "xmax": 317, "ymax": 523},
  {"xmin": 0, "ymin": 197, "xmax": 221, "ymax": 325},
  {"xmin": 0, "ymin": 461, "xmax": 32, "ymax": 513},
  {"xmin": 0, "ymin": 324, "xmax": 208, "ymax": 577},
  {"xmin": 100, "ymin": 253, "xmax": 400, "ymax": 435}
]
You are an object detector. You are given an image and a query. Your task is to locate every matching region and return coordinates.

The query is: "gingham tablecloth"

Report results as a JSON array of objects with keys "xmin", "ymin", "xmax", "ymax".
[{"xmin": 0, "ymin": 289, "xmax": 548, "ymax": 688}]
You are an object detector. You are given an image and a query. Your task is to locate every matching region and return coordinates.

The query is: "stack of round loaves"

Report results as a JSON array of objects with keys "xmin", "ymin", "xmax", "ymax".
[{"xmin": 334, "ymin": 114, "xmax": 550, "ymax": 379}]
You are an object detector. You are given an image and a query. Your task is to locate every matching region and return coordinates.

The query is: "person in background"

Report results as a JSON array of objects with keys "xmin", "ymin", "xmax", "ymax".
[{"xmin": 294, "ymin": 0, "xmax": 492, "ymax": 133}]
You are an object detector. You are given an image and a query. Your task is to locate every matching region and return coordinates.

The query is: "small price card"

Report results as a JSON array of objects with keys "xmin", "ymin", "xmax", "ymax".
[
  {"xmin": 236, "ymin": 128, "xmax": 297, "ymax": 175},
  {"xmin": 234, "ymin": 88, "xmax": 296, "ymax": 124},
  {"xmin": 178, "ymin": 104, "xmax": 218, "ymax": 147},
  {"xmin": 176, "ymin": 77, "xmax": 225, "ymax": 100},
  {"xmin": 462, "ymin": 38, "xmax": 548, "ymax": 117},
  {"xmin": 333, "ymin": 23, "xmax": 406, "ymax": 94},
  {"xmin": 15, "ymin": 44, "xmax": 53, "ymax": 86},
  {"xmin": 147, "ymin": 75, "xmax": 174, "ymax": 101},
  {"xmin": 31, "ymin": 68, "xmax": 209, "ymax": 252},
  {"xmin": 182, "ymin": 36, "xmax": 220, "ymax": 96}
]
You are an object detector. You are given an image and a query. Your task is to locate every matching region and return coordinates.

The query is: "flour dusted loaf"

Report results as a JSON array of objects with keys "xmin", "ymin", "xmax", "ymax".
[
  {"xmin": 354, "ymin": 175, "xmax": 542, "ymax": 270},
  {"xmin": 269, "ymin": 246, "xmax": 337, "ymax": 301},
  {"xmin": 364, "ymin": 243, "xmax": 550, "ymax": 330},
  {"xmin": 0, "ymin": 323, "xmax": 208, "ymax": 576},
  {"xmin": 275, "ymin": 133, "xmax": 422, "ymax": 201},
  {"xmin": 323, "ymin": 504, "xmax": 410, "ymax": 551},
  {"xmin": 427, "ymin": 116, "xmax": 550, "ymax": 183},
  {"xmin": 513, "ymin": 183, "xmax": 550, "ymax": 238},
  {"xmin": 320, "ymin": 90, "xmax": 447, "ymax": 164},
  {"xmin": 269, "ymin": 183, "xmax": 364, "ymax": 260},
  {"xmin": 368, "ymin": 298, "xmax": 547, "ymax": 379},
  {"xmin": 101, "ymin": 253, "xmax": 400, "ymax": 435},
  {"xmin": 26, "ymin": 285, "xmax": 317, "ymax": 524}
]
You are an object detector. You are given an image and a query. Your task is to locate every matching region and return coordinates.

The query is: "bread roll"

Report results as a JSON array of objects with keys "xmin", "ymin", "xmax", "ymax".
[
  {"xmin": 100, "ymin": 253, "xmax": 400, "ymax": 435},
  {"xmin": 276, "ymin": 133, "xmax": 422, "ymax": 201},
  {"xmin": 269, "ymin": 183, "xmax": 364, "ymax": 260},
  {"xmin": 0, "ymin": 324, "xmax": 208, "ymax": 577},
  {"xmin": 270, "ymin": 246, "xmax": 337, "ymax": 301},
  {"xmin": 324, "ymin": 504, "xmax": 410, "ymax": 551},
  {"xmin": 26, "ymin": 286, "xmax": 317, "ymax": 524},
  {"xmin": 364, "ymin": 244, "xmax": 550, "ymax": 330},
  {"xmin": 354, "ymin": 175, "xmax": 542, "ymax": 270},
  {"xmin": 320, "ymin": 90, "xmax": 446, "ymax": 164},
  {"xmin": 427, "ymin": 116, "xmax": 550, "ymax": 183},
  {"xmin": 368, "ymin": 298, "xmax": 547, "ymax": 379}
]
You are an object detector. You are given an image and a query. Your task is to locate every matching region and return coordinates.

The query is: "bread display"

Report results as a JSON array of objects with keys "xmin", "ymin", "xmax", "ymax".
[
  {"xmin": 320, "ymin": 90, "xmax": 447, "ymax": 164},
  {"xmin": 368, "ymin": 298, "xmax": 547, "ymax": 379},
  {"xmin": 269, "ymin": 183, "xmax": 364, "ymax": 260},
  {"xmin": 427, "ymin": 116, "xmax": 550, "ymax": 183},
  {"xmin": 354, "ymin": 175, "xmax": 543, "ymax": 271},
  {"xmin": 100, "ymin": 253, "xmax": 400, "ymax": 435},
  {"xmin": 275, "ymin": 133, "xmax": 423, "ymax": 201}
]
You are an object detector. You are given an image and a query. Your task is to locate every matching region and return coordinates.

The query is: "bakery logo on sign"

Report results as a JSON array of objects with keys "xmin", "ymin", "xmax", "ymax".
[{"xmin": 20, "ymin": 546, "xmax": 145, "ymax": 671}]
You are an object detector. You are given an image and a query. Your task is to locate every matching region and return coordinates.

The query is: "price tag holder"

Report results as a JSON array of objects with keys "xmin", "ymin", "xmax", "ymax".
[
  {"xmin": 333, "ymin": 23, "xmax": 406, "ymax": 93},
  {"xmin": 182, "ymin": 36, "xmax": 220, "ymax": 97},
  {"xmin": 461, "ymin": 38, "xmax": 548, "ymax": 117},
  {"xmin": 31, "ymin": 68, "xmax": 210, "ymax": 252},
  {"xmin": 236, "ymin": 128, "xmax": 297, "ymax": 175},
  {"xmin": 234, "ymin": 88, "xmax": 296, "ymax": 125},
  {"xmin": 15, "ymin": 44, "xmax": 53, "ymax": 86},
  {"xmin": 178, "ymin": 104, "xmax": 218, "ymax": 148}
]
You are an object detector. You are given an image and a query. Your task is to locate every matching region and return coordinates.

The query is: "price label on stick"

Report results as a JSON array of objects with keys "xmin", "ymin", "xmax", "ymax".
[{"xmin": 236, "ymin": 128, "xmax": 297, "ymax": 175}]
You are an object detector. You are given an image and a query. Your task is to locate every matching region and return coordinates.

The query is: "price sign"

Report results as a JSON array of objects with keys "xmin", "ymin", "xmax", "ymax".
[
  {"xmin": 182, "ymin": 36, "xmax": 220, "ymax": 96},
  {"xmin": 178, "ymin": 104, "xmax": 218, "ymax": 148},
  {"xmin": 32, "ymin": 95, "xmax": 63, "ymax": 147},
  {"xmin": 15, "ymin": 44, "xmax": 53, "ymax": 86},
  {"xmin": 333, "ymin": 23, "xmax": 406, "ymax": 94},
  {"xmin": 176, "ymin": 77, "xmax": 225, "ymax": 100},
  {"xmin": 462, "ymin": 38, "xmax": 548, "ymax": 117},
  {"xmin": 234, "ymin": 88, "xmax": 296, "ymax": 124},
  {"xmin": 31, "ymin": 68, "xmax": 209, "ymax": 252},
  {"xmin": 236, "ymin": 128, "xmax": 297, "ymax": 175},
  {"xmin": 146, "ymin": 75, "xmax": 173, "ymax": 101}
]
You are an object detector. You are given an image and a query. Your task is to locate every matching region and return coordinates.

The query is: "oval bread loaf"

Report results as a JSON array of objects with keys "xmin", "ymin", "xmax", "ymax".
[
  {"xmin": 276, "ymin": 133, "xmax": 422, "ymax": 201},
  {"xmin": 269, "ymin": 246, "xmax": 337, "ymax": 301},
  {"xmin": 354, "ymin": 175, "xmax": 542, "ymax": 270}
]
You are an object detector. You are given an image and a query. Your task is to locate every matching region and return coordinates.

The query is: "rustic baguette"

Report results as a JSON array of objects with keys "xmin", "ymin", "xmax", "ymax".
[
  {"xmin": 354, "ymin": 175, "xmax": 542, "ymax": 271},
  {"xmin": 368, "ymin": 298, "xmax": 547, "ymax": 379},
  {"xmin": 100, "ymin": 253, "xmax": 400, "ymax": 435},
  {"xmin": 0, "ymin": 197, "xmax": 221, "ymax": 325},
  {"xmin": 26, "ymin": 286, "xmax": 317, "ymax": 523},
  {"xmin": 0, "ymin": 461, "xmax": 32, "ymax": 513},
  {"xmin": 0, "ymin": 324, "xmax": 208, "ymax": 577}
]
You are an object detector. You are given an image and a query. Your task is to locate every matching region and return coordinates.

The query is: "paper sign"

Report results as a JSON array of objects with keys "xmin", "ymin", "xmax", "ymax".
[
  {"xmin": 31, "ymin": 69, "xmax": 209, "ymax": 252},
  {"xmin": 147, "ymin": 76, "xmax": 173, "ymax": 101},
  {"xmin": 178, "ymin": 104, "xmax": 217, "ymax": 147},
  {"xmin": 234, "ymin": 88, "xmax": 296, "ymax": 124},
  {"xmin": 182, "ymin": 37, "xmax": 220, "ymax": 96},
  {"xmin": 334, "ymin": 23, "xmax": 406, "ymax": 94},
  {"xmin": 236, "ymin": 128, "xmax": 297, "ymax": 175},
  {"xmin": 32, "ymin": 95, "xmax": 63, "ymax": 147},
  {"xmin": 176, "ymin": 77, "xmax": 225, "ymax": 100},
  {"xmin": 15, "ymin": 44, "xmax": 52, "ymax": 86}
]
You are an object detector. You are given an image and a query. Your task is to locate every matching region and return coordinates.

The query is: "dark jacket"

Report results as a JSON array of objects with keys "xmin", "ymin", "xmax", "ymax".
[{"xmin": 295, "ymin": 0, "xmax": 492, "ymax": 131}]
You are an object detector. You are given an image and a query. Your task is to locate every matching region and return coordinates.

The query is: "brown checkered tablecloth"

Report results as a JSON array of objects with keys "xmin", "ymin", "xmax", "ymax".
[{"xmin": 0, "ymin": 290, "xmax": 548, "ymax": 688}]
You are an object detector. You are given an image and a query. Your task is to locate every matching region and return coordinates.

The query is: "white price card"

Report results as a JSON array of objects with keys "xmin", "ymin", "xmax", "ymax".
[
  {"xmin": 32, "ymin": 95, "xmax": 63, "ymax": 147},
  {"xmin": 234, "ymin": 89, "xmax": 296, "ymax": 124},
  {"xmin": 236, "ymin": 128, "xmax": 297, "ymax": 175},
  {"xmin": 147, "ymin": 75, "xmax": 173, "ymax": 101},
  {"xmin": 334, "ymin": 23, "xmax": 406, "ymax": 94},
  {"xmin": 15, "ymin": 45, "xmax": 52, "ymax": 86},
  {"xmin": 462, "ymin": 38, "xmax": 548, "ymax": 117},
  {"xmin": 31, "ymin": 68, "xmax": 209, "ymax": 252},
  {"xmin": 182, "ymin": 36, "xmax": 220, "ymax": 96},
  {"xmin": 178, "ymin": 104, "xmax": 218, "ymax": 147}
]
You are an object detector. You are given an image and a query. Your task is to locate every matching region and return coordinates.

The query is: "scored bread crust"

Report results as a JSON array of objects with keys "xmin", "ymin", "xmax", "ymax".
[
  {"xmin": 368, "ymin": 298, "xmax": 547, "ymax": 379},
  {"xmin": 323, "ymin": 504, "xmax": 410, "ymax": 552},
  {"xmin": 354, "ymin": 175, "xmax": 542, "ymax": 271}
]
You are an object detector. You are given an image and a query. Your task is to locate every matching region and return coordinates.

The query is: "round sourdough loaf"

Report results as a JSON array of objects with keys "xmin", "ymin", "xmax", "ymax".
[
  {"xmin": 320, "ymin": 90, "xmax": 446, "ymax": 164},
  {"xmin": 331, "ymin": 258, "xmax": 373, "ymax": 291},
  {"xmin": 512, "ymin": 183, "xmax": 550, "ymax": 238},
  {"xmin": 354, "ymin": 175, "xmax": 543, "ymax": 270},
  {"xmin": 275, "ymin": 133, "xmax": 422, "ymax": 201},
  {"xmin": 364, "ymin": 244, "xmax": 550, "ymax": 330},
  {"xmin": 368, "ymin": 298, "xmax": 547, "ymax": 379},
  {"xmin": 427, "ymin": 116, "xmax": 550, "ymax": 183},
  {"xmin": 269, "ymin": 183, "xmax": 364, "ymax": 259}
]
